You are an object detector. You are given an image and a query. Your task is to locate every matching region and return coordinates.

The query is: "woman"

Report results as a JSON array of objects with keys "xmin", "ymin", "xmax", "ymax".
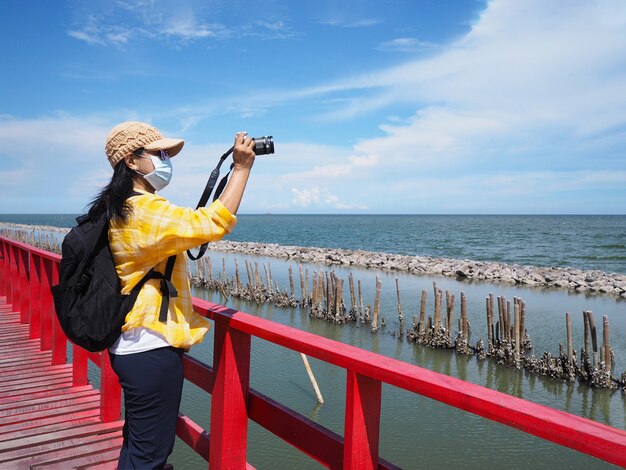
[{"xmin": 92, "ymin": 121, "xmax": 255, "ymax": 469}]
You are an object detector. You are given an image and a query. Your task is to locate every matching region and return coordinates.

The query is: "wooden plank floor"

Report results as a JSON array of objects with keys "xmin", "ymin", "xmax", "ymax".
[{"xmin": 0, "ymin": 297, "xmax": 123, "ymax": 469}]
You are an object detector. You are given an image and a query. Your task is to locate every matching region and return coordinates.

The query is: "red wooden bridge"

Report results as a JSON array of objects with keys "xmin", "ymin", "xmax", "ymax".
[{"xmin": 1, "ymin": 236, "xmax": 626, "ymax": 469}]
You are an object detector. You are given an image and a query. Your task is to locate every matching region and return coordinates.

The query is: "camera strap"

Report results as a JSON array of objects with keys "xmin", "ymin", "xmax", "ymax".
[{"xmin": 186, "ymin": 146, "xmax": 235, "ymax": 260}]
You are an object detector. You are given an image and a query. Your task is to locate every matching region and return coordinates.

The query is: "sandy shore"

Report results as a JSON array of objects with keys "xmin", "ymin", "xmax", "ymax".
[{"xmin": 2, "ymin": 222, "xmax": 625, "ymax": 299}]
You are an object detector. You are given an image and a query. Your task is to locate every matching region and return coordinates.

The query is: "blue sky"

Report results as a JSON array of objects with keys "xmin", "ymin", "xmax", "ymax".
[{"xmin": 1, "ymin": 0, "xmax": 625, "ymax": 214}]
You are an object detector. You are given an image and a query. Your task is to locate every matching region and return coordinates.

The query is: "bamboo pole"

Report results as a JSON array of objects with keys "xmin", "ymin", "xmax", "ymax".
[
  {"xmin": 311, "ymin": 271, "xmax": 318, "ymax": 307},
  {"xmin": 486, "ymin": 296, "xmax": 492, "ymax": 345},
  {"xmin": 300, "ymin": 354, "xmax": 324, "ymax": 404},
  {"xmin": 234, "ymin": 260, "xmax": 241, "ymax": 290},
  {"xmin": 299, "ymin": 265, "xmax": 305, "ymax": 300},
  {"xmin": 506, "ymin": 299, "xmax": 511, "ymax": 342},
  {"xmin": 603, "ymin": 315, "xmax": 610, "ymax": 371},
  {"xmin": 588, "ymin": 311, "xmax": 598, "ymax": 368},
  {"xmin": 253, "ymin": 262, "xmax": 260, "ymax": 289},
  {"xmin": 519, "ymin": 299, "xmax": 526, "ymax": 342},
  {"xmin": 289, "ymin": 266, "xmax": 295, "ymax": 297},
  {"xmin": 245, "ymin": 260, "xmax": 252, "ymax": 288},
  {"xmin": 447, "ymin": 292, "xmax": 455, "ymax": 334},
  {"xmin": 358, "ymin": 279, "xmax": 364, "ymax": 322},
  {"xmin": 514, "ymin": 301, "xmax": 520, "ymax": 356},
  {"xmin": 497, "ymin": 296, "xmax": 504, "ymax": 340},
  {"xmin": 395, "ymin": 278, "xmax": 403, "ymax": 323},
  {"xmin": 325, "ymin": 272, "xmax": 332, "ymax": 316},
  {"xmin": 583, "ymin": 310, "xmax": 590, "ymax": 356},
  {"xmin": 372, "ymin": 275, "xmax": 382, "ymax": 331},
  {"xmin": 419, "ymin": 290, "xmax": 427, "ymax": 335},
  {"xmin": 264, "ymin": 263, "xmax": 271, "ymax": 293},
  {"xmin": 335, "ymin": 278, "xmax": 342, "ymax": 320},
  {"xmin": 305, "ymin": 269, "xmax": 309, "ymax": 300},
  {"xmin": 349, "ymin": 273, "xmax": 357, "ymax": 313},
  {"xmin": 268, "ymin": 263, "xmax": 274, "ymax": 289},
  {"xmin": 566, "ymin": 312, "xmax": 573, "ymax": 367},
  {"xmin": 461, "ymin": 292, "xmax": 468, "ymax": 338},
  {"xmin": 434, "ymin": 287, "xmax": 442, "ymax": 329}
]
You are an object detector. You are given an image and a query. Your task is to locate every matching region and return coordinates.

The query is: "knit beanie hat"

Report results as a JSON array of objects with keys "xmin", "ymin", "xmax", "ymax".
[{"xmin": 105, "ymin": 121, "xmax": 184, "ymax": 168}]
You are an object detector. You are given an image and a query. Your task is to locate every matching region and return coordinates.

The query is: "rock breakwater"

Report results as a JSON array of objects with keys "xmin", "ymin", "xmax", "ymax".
[{"xmin": 208, "ymin": 240, "xmax": 626, "ymax": 299}]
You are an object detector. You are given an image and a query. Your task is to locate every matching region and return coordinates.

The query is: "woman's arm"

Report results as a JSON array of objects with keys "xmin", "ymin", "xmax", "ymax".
[{"xmin": 218, "ymin": 132, "xmax": 256, "ymax": 215}]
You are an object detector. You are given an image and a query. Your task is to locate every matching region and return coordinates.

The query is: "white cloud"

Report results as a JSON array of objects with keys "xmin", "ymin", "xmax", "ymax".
[
  {"xmin": 66, "ymin": 3, "xmax": 297, "ymax": 47},
  {"xmin": 318, "ymin": 18, "xmax": 383, "ymax": 28},
  {"xmin": 67, "ymin": 30, "xmax": 106, "ymax": 46},
  {"xmin": 291, "ymin": 187, "xmax": 368, "ymax": 210},
  {"xmin": 376, "ymin": 37, "xmax": 435, "ymax": 52}
]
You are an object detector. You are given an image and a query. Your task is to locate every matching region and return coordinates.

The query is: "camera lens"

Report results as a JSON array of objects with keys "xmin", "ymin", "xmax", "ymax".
[{"xmin": 252, "ymin": 136, "xmax": 274, "ymax": 155}]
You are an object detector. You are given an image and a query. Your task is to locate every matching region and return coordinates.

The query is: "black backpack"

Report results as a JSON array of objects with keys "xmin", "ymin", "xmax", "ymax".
[{"xmin": 51, "ymin": 212, "xmax": 177, "ymax": 352}]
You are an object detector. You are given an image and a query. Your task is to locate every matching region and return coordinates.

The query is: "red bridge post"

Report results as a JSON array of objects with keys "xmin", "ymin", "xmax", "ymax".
[
  {"xmin": 0, "ymin": 240, "xmax": 7, "ymax": 297},
  {"xmin": 39, "ymin": 257, "xmax": 54, "ymax": 351},
  {"xmin": 343, "ymin": 371, "xmax": 382, "ymax": 469},
  {"xmin": 9, "ymin": 245, "xmax": 20, "ymax": 309},
  {"xmin": 28, "ymin": 253, "xmax": 41, "ymax": 339},
  {"xmin": 18, "ymin": 247, "xmax": 30, "ymax": 324},
  {"xmin": 209, "ymin": 315, "xmax": 251, "ymax": 468}
]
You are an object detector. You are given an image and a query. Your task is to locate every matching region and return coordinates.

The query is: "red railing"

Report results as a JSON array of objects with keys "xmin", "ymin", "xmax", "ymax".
[
  {"xmin": 2, "ymin": 236, "xmax": 626, "ymax": 469},
  {"xmin": 0, "ymin": 237, "xmax": 121, "ymax": 423}
]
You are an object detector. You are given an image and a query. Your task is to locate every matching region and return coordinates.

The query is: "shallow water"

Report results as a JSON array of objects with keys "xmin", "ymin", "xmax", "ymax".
[{"xmin": 165, "ymin": 252, "xmax": 624, "ymax": 469}]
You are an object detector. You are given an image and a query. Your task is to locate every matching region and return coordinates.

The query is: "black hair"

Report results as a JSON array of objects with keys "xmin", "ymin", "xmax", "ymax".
[{"xmin": 87, "ymin": 159, "xmax": 136, "ymax": 221}]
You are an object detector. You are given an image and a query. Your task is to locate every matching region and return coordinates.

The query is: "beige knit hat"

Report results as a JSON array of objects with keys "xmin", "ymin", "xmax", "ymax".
[{"xmin": 105, "ymin": 121, "xmax": 184, "ymax": 168}]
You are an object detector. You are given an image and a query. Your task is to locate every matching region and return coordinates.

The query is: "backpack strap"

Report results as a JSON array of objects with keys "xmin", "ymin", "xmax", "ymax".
[{"xmin": 130, "ymin": 255, "xmax": 178, "ymax": 323}]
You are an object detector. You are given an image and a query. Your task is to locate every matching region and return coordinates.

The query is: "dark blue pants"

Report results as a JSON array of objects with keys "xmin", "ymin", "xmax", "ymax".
[{"xmin": 109, "ymin": 347, "xmax": 184, "ymax": 470}]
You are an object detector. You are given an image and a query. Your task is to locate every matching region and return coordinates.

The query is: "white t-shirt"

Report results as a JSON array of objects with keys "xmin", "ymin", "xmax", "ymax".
[{"xmin": 109, "ymin": 327, "xmax": 171, "ymax": 355}]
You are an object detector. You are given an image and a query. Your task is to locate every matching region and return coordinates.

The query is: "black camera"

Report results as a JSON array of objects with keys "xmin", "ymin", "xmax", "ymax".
[{"xmin": 251, "ymin": 136, "xmax": 274, "ymax": 155}]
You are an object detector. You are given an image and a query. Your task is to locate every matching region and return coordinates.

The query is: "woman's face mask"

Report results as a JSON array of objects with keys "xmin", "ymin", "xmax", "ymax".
[{"xmin": 134, "ymin": 150, "xmax": 172, "ymax": 191}]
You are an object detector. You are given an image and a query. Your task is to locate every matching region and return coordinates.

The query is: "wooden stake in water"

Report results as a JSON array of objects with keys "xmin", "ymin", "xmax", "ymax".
[
  {"xmin": 300, "ymin": 353, "xmax": 324, "ymax": 404},
  {"xmin": 434, "ymin": 287, "xmax": 442, "ymax": 329},
  {"xmin": 311, "ymin": 271, "xmax": 318, "ymax": 307},
  {"xmin": 519, "ymin": 299, "xmax": 526, "ymax": 339},
  {"xmin": 583, "ymin": 310, "xmax": 590, "ymax": 356},
  {"xmin": 603, "ymin": 315, "xmax": 610, "ymax": 371},
  {"xmin": 245, "ymin": 260, "xmax": 252, "ymax": 288},
  {"xmin": 566, "ymin": 312, "xmax": 573, "ymax": 367},
  {"xmin": 264, "ymin": 263, "xmax": 272, "ymax": 293},
  {"xmin": 335, "ymin": 277, "xmax": 343, "ymax": 320},
  {"xmin": 299, "ymin": 265, "xmax": 305, "ymax": 300},
  {"xmin": 461, "ymin": 292, "xmax": 468, "ymax": 338},
  {"xmin": 419, "ymin": 290, "xmax": 427, "ymax": 335},
  {"xmin": 305, "ymin": 269, "xmax": 309, "ymax": 301},
  {"xmin": 447, "ymin": 291, "xmax": 455, "ymax": 334},
  {"xmin": 358, "ymin": 279, "xmax": 364, "ymax": 322},
  {"xmin": 395, "ymin": 278, "xmax": 403, "ymax": 323},
  {"xmin": 325, "ymin": 272, "xmax": 332, "ymax": 317},
  {"xmin": 207, "ymin": 256, "xmax": 213, "ymax": 281},
  {"xmin": 349, "ymin": 273, "xmax": 357, "ymax": 313},
  {"xmin": 289, "ymin": 266, "xmax": 295, "ymax": 297},
  {"xmin": 515, "ymin": 301, "xmax": 521, "ymax": 356},
  {"xmin": 588, "ymin": 311, "xmax": 598, "ymax": 368},
  {"xmin": 497, "ymin": 296, "xmax": 504, "ymax": 340},
  {"xmin": 372, "ymin": 275, "xmax": 382, "ymax": 331},
  {"xmin": 506, "ymin": 299, "xmax": 511, "ymax": 342},
  {"xmin": 486, "ymin": 295, "xmax": 493, "ymax": 345},
  {"xmin": 268, "ymin": 263, "xmax": 274, "ymax": 289},
  {"xmin": 234, "ymin": 260, "xmax": 241, "ymax": 290}
]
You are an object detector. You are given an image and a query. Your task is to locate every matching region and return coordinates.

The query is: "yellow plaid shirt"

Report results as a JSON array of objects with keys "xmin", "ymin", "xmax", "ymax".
[{"xmin": 108, "ymin": 191, "xmax": 236, "ymax": 349}]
